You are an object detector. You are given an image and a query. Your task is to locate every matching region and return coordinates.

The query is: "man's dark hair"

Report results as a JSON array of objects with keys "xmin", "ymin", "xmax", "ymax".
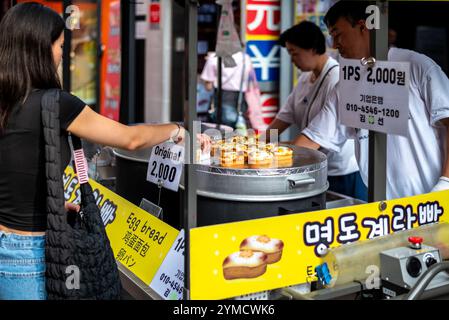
[
  {"xmin": 0, "ymin": 2, "xmax": 65, "ymax": 130},
  {"xmin": 279, "ymin": 21, "xmax": 326, "ymax": 55},
  {"xmin": 324, "ymin": 1, "xmax": 370, "ymax": 27}
]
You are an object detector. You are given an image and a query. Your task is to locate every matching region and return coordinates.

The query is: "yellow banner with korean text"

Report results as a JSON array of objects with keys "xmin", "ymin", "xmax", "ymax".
[
  {"xmin": 190, "ymin": 190, "xmax": 449, "ymax": 300},
  {"xmin": 63, "ymin": 166, "xmax": 179, "ymax": 285}
]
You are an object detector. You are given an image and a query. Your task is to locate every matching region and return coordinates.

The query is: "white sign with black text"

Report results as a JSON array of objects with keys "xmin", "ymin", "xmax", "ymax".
[
  {"xmin": 338, "ymin": 57, "xmax": 410, "ymax": 137},
  {"xmin": 149, "ymin": 229, "xmax": 185, "ymax": 300},
  {"xmin": 147, "ymin": 141, "xmax": 184, "ymax": 192}
]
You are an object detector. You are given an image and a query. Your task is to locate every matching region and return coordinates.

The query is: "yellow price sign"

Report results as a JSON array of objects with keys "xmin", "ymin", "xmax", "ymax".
[
  {"xmin": 190, "ymin": 190, "xmax": 449, "ymax": 300},
  {"xmin": 64, "ymin": 166, "xmax": 179, "ymax": 285}
]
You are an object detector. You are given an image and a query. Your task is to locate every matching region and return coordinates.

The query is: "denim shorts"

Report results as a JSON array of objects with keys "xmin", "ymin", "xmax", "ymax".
[{"xmin": 0, "ymin": 231, "xmax": 46, "ymax": 300}]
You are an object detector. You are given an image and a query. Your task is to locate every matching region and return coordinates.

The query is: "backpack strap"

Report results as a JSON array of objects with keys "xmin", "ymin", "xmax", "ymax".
[
  {"xmin": 70, "ymin": 134, "xmax": 89, "ymax": 185},
  {"xmin": 305, "ymin": 64, "xmax": 339, "ymax": 126},
  {"xmin": 41, "ymin": 89, "xmax": 67, "ymax": 225}
]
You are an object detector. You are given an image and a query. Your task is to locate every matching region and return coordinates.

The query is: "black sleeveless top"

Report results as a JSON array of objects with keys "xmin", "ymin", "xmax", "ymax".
[{"xmin": 0, "ymin": 89, "xmax": 85, "ymax": 231}]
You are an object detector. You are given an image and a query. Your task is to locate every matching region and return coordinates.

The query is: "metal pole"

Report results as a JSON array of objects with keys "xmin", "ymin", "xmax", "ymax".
[
  {"xmin": 183, "ymin": 0, "xmax": 198, "ymax": 301},
  {"xmin": 62, "ymin": 0, "xmax": 72, "ymax": 92},
  {"xmin": 216, "ymin": 5, "xmax": 222, "ymax": 129},
  {"xmin": 217, "ymin": 56, "xmax": 223, "ymax": 128},
  {"xmin": 120, "ymin": 0, "xmax": 136, "ymax": 124},
  {"xmin": 95, "ymin": 0, "xmax": 102, "ymax": 113},
  {"xmin": 240, "ymin": 0, "xmax": 246, "ymax": 42},
  {"xmin": 368, "ymin": 0, "xmax": 388, "ymax": 202},
  {"xmin": 280, "ymin": 0, "xmax": 294, "ymax": 142},
  {"xmin": 279, "ymin": 0, "xmax": 293, "ymax": 110}
]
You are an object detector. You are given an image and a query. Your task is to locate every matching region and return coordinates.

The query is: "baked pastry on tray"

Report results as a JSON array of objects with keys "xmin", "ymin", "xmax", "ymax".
[
  {"xmin": 247, "ymin": 150, "xmax": 274, "ymax": 168},
  {"xmin": 272, "ymin": 146, "xmax": 293, "ymax": 160},
  {"xmin": 271, "ymin": 146, "xmax": 294, "ymax": 167},
  {"xmin": 219, "ymin": 151, "xmax": 245, "ymax": 168},
  {"xmin": 209, "ymin": 136, "xmax": 294, "ymax": 169}
]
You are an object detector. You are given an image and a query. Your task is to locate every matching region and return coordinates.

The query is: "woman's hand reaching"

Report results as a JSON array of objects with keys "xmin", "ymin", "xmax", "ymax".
[{"xmin": 171, "ymin": 124, "xmax": 211, "ymax": 153}]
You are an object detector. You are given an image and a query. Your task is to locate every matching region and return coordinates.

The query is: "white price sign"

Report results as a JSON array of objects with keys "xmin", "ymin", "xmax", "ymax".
[
  {"xmin": 338, "ymin": 57, "xmax": 410, "ymax": 137},
  {"xmin": 149, "ymin": 229, "xmax": 185, "ymax": 300},
  {"xmin": 146, "ymin": 141, "xmax": 184, "ymax": 192}
]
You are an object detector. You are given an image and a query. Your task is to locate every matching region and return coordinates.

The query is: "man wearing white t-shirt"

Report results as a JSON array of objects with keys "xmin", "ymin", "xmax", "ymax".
[
  {"xmin": 294, "ymin": 1, "xmax": 449, "ymax": 200},
  {"xmin": 265, "ymin": 21, "xmax": 366, "ymax": 201}
]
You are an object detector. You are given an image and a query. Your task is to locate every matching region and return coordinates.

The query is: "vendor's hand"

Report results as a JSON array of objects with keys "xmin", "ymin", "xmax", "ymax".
[
  {"xmin": 65, "ymin": 201, "xmax": 80, "ymax": 213},
  {"xmin": 197, "ymin": 133, "xmax": 211, "ymax": 153},
  {"xmin": 431, "ymin": 176, "xmax": 449, "ymax": 192}
]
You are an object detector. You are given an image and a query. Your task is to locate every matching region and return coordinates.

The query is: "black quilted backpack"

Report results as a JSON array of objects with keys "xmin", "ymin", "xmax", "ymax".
[{"xmin": 41, "ymin": 89, "xmax": 121, "ymax": 299}]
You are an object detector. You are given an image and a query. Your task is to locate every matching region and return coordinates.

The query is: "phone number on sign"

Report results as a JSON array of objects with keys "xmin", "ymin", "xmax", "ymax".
[
  {"xmin": 346, "ymin": 103, "xmax": 400, "ymax": 118},
  {"xmin": 160, "ymin": 273, "xmax": 183, "ymax": 295}
]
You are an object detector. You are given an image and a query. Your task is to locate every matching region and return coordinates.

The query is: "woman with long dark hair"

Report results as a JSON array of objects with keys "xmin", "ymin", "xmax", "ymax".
[{"xmin": 0, "ymin": 2, "xmax": 207, "ymax": 300}]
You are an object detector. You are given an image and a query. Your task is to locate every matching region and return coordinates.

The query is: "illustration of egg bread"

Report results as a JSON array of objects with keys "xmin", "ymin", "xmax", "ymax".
[
  {"xmin": 239, "ymin": 235, "xmax": 284, "ymax": 264},
  {"xmin": 222, "ymin": 250, "xmax": 268, "ymax": 280}
]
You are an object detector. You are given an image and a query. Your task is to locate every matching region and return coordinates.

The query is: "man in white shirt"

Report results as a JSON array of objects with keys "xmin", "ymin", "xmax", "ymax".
[
  {"xmin": 295, "ymin": 0, "xmax": 449, "ymax": 200},
  {"xmin": 266, "ymin": 21, "xmax": 366, "ymax": 200}
]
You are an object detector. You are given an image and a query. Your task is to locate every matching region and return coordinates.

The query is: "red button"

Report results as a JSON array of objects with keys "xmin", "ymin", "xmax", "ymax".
[{"xmin": 408, "ymin": 236, "xmax": 423, "ymax": 245}]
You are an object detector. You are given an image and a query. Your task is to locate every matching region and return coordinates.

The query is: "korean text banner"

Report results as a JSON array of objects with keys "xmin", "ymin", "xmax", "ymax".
[
  {"xmin": 64, "ymin": 166, "xmax": 179, "ymax": 285},
  {"xmin": 190, "ymin": 190, "xmax": 449, "ymax": 300}
]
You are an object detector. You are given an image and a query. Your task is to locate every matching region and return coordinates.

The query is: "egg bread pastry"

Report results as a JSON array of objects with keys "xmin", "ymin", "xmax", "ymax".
[{"xmin": 222, "ymin": 250, "xmax": 268, "ymax": 280}]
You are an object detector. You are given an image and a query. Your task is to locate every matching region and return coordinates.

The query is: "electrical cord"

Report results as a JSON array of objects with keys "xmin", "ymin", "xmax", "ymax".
[
  {"xmin": 404, "ymin": 261, "xmax": 449, "ymax": 300},
  {"xmin": 353, "ymin": 280, "xmax": 364, "ymax": 300}
]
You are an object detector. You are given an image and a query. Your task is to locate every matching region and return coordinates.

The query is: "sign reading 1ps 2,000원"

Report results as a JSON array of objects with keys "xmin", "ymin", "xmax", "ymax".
[{"xmin": 338, "ymin": 57, "xmax": 410, "ymax": 137}]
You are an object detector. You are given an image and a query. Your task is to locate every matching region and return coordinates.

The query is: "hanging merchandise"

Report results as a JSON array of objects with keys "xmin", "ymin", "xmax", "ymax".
[
  {"xmin": 235, "ymin": 111, "xmax": 247, "ymax": 135},
  {"xmin": 245, "ymin": 66, "xmax": 267, "ymax": 132},
  {"xmin": 235, "ymin": 110, "xmax": 247, "ymax": 133},
  {"xmin": 235, "ymin": 49, "xmax": 248, "ymax": 135},
  {"xmin": 215, "ymin": 0, "xmax": 242, "ymax": 67}
]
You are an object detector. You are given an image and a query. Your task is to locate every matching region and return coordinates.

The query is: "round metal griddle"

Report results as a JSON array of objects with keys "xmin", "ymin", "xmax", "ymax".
[
  {"xmin": 203, "ymin": 143, "xmax": 326, "ymax": 172},
  {"xmin": 192, "ymin": 145, "xmax": 328, "ymax": 202},
  {"xmin": 113, "ymin": 144, "xmax": 328, "ymax": 202},
  {"xmin": 113, "ymin": 144, "xmax": 329, "ymax": 226}
]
